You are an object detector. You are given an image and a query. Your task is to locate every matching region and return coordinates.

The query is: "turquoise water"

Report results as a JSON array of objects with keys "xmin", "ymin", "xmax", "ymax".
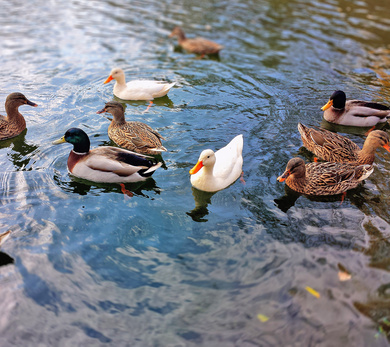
[{"xmin": 1, "ymin": 0, "xmax": 390, "ymax": 345}]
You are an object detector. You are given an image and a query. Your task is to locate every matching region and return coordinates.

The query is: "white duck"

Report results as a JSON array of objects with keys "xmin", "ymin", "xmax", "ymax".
[
  {"xmin": 104, "ymin": 67, "xmax": 176, "ymax": 101},
  {"xmin": 189, "ymin": 135, "xmax": 244, "ymax": 192}
]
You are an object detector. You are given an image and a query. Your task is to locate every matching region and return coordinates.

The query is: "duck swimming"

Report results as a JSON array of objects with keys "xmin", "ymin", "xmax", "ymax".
[
  {"xmin": 321, "ymin": 90, "xmax": 390, "ymax": 127},
  {"xmin": 0, "ymin": 92, "xmax": 38, "ymax": 140},
  {"xmin": 298, "ymin": 123, "xmax": 390, "ymax": 165},
  {"xmin": 277, "ymin": 157, "xmax": 373, "ymax": 196},
  {"xmin": 189, "ymin": 134, "xmax": 243, "ymax": 192},
  {"xmin": 97, "ymin": 101, "xmax": 167, "ymax": 155},
  {"xmin": 104, "ymin": 67, "xmax": 175, "ymax": 101},
  {"xmin": 169, "ymin": 26, "xmax": 224, "ymax": 57},
  {"xmin": 53, "ymin": 128, "xmax": 161, "ymax": 183}
]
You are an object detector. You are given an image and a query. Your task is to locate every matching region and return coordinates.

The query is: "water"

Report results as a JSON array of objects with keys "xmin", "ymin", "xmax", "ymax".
[{"xmin": 1, "ymin": 0, "xmax": 390, "ymax": 345}]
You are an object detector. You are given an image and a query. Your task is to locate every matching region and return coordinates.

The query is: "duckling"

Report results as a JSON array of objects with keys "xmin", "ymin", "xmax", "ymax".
[
  {"xmin": 321, "ymin": 90, "xmax": 390, "ymax": 127},
  {"xmin": 277, "ymin": 157, "xmax": 373, "ymax": 196},
  {"xmin": 0, "ymin": 92, "xmax": 38, "ymax": 140},
  {"xmin": 104, "ymin": 67, "xmax": 175, "ymax": 101},
  {"xmin": 97, "ymin": 101, "xmax": 167, "ymax": 155},
  {"xmin": 298, "ymin": 123, "xmax": 390, "ymax": 165},
  {"xmin": 169, "ymin": 26, "xmax": 224, "ymax": 57},
  {"xmin": 53, "ymin": 128, "xmax": 161, "ymax": 183}
]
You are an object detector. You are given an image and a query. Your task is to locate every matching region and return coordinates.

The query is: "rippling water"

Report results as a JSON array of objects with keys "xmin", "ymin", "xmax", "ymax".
[{"xmin": 1, "ymin": 0, "xmax": 390, "ymax": 345}]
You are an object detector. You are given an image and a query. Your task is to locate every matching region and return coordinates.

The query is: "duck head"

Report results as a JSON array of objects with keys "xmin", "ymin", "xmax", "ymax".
[
  {"xmin": 321, "ymin": 90, "xmax": 346, "ymax": 111},
  {"xmin": 104, "ymin": 67, "xmax": 125, "ymax": 84},
  {"xmin": 53, "ymin": 128, "xmax": 90, "ymax": 153},
  {"xmin": 277, "ymin": 157, "xmax": 306, "ymax": 182},
  {"xmin": 189, "ymin": 149, "xmax": 216, "ymax": 174}
]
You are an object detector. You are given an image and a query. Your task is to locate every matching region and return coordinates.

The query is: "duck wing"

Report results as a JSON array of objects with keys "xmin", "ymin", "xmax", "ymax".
[
  {"xmin": 86, "ymin": 147, "xmax": 154, "ymax": 176},
  {"xmin": 298, "ymin": 123, "xmax": 360, "ymax": 162},
  {"xmin": 346, "ymin": 100, "xmax": 390, "ymax": 119}
]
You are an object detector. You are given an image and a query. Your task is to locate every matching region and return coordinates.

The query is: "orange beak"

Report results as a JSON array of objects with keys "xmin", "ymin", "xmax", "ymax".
[
  {"xmin": 104, "ymin": 75, "xmax": 114, "ymax": 84},
  {"xmin": 189, "ymin": 160, "xmax": 203, "ymax": 175},
  {"xmin": 277, "ymin": 170, "xmax": 290, "ymax": 182},
  {"xmin": 321, "ymin": 99, "xmax": 333, "ymax": 111},
  {"xmin": 383, "ymin": 143, "xmax": 390, "ymax": 152}
]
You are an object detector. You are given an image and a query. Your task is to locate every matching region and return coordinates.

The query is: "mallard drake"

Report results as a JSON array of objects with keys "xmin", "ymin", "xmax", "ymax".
[
  {"xmin": 0, "ymin": 92, "xmax": 38, "ymax": 140},
  {"xmin": 298, "ymin": 123, "xmax": 390, "ymax": 165},
  {"xmin": 189, "ymin": 134, "xmax": 243, "ymax": 192},
  {"xmin": 96, "ymin": 101, "xmax": 167, "ymax": 155},
  {"xmin": 277, "ymin": 157, "xmax": 373, "ymax": 196},
  {"xmin": 169, "ymin": 26, "xmax": 224, "ymax": 57},
  {"xmin": 321, "ymin": 90, "xmax": 390, "ymax": 127},
  {"xmin": 53, "ymin": 128, "xmax": 162, "ymax": 183},
  {"xmin": 104, "ymin": 67, "xmax": 175, "ymax": 101}
]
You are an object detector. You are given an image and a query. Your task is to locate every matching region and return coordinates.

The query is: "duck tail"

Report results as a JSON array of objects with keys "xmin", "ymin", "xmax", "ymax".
[{"xmin": 144, "ymin": 162, "xmax": 162, "ymax": 174}]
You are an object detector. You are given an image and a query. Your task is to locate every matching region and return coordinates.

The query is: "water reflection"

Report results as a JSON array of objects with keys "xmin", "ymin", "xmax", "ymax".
[
  {"xmin": 54, "ymin": 172, "xmax": 160, "ymax": 198},
  {"xmin": 187, "ymin": 187, "xmax": 215, "ymax": 222},
  {"xmin": 112, "ymin": 95, "xmax": 175, "ymax": 110},
  {"xmin": 320, "ymin": 119, "xmax": 388, "ymax": 135},
  {"xmin": 0, "ymin": 129, "xmax": 39, "ymax": 170},
  {"xmin": 274, "ymin": 183, "xmax": 371, "ymax": 212}
]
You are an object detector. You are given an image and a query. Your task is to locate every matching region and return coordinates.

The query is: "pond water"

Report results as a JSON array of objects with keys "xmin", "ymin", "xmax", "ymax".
[{"xmin": 1, "ymin": 0, "xmax": 390, "ymax": 345}]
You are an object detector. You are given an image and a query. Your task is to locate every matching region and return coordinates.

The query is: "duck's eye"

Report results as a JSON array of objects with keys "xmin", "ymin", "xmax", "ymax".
[{"xmin": 207, "ymin": 155, "xmax": 210, "ymax": 158}]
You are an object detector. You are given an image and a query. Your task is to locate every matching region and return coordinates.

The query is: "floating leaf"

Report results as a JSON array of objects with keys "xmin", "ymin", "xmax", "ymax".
[
  {"xmin": 338, "ymin": 270, "xmax": 351, "ymax": 281},
  {"xmin": 305, "ymin": 286, "xmax": 320, "ymax": 298},
  {"xmin": 257, "ymin": 314, "xmax": 269, "ymax": 322}
]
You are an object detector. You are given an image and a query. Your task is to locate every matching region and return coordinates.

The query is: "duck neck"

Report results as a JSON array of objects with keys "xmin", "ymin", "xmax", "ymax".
[
  {"xmin": 358, "ymin": 142, "xmax": 376, "ymax": 165},
  {"xmin": 72, "ymin": 137, "xmax": 90, "ymax": 154},
  {"xmin": 176, "ymin": 29, "xmax": 186, "ymax": 43},
  {"xmin": 115, "ymin": 74, "xmax": 127, "ymax": 87},
  {"xmin": 286, "ymin": 173, "xmax": 306, "ymax": 193},
  {"xmin": 5, "ymin": 100, "xmax": 25, "ymax": 125},
  {"xmin": 112, "ymin": 110, "xmax": 126, "ymax": 125}
]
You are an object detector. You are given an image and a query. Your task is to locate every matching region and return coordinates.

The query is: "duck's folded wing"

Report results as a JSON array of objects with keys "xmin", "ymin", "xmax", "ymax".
[
  {"xmin": 84, "ymin": 154, "xmax": 145, "ymax": 175},
  {"xmin": 127, "ymin": 80, "xmax": 171, "ymax": 93},
  {"xmin": 349, "ymin": 100, "xmax": 390, "ymax": 111}
]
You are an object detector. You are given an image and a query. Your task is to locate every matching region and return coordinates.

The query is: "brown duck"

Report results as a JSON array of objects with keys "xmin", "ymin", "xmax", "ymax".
[
  {"xmin": 277, "ymin": 157, "xmax": 373, "ymax": 196},
  {"xmin": 169, "ymin": 26, "xmax": 223, "ymax": 57},
  {"xmin": 298, "ymin": 123, "xmax": 390, "ymax": 165},
  {"xmin": 97, "ymin": 101, "xmax": 167, "ymax": 155},
  {"xmin": 0, "ymin": 92, "xmax": 38, "ymax": 140}
]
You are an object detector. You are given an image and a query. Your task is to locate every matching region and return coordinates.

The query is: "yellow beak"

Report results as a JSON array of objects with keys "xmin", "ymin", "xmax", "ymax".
[
  {"xmin": 52, "ymin": 136, "xmax": 66, "ymax": 145},
  {"xmin": 321, "ymin": 99, "xmax": 333, "ymax": 111}
]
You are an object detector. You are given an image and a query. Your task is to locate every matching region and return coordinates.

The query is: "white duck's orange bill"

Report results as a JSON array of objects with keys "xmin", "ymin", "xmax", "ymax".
[
  {"xmin": 189, "ymin": 161, "xmax": 203, "ymax": 175},
  {"xmin": 104, "ymin": 75, "xmax": 113, "ymax": 84}
]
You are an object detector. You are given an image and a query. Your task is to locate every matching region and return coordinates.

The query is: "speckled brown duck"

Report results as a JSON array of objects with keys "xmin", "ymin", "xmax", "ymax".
[
  {"xmin": 0, "ymin": 92, "xmax": 38, "ymax": 140},
  {"xmin": 97, "ymin": 101, "xmax": 167, "ymax": 155},
  {"xmin": 277, "ymin": 157, "xmax": 373, "ymax": 196},
  {"xmin": 298, "ymin": 123, "xmax": 390, "ymax": 165},
  {"xmin": 169, "ymin": 26, "xmax": 224, "ymax": 56}
]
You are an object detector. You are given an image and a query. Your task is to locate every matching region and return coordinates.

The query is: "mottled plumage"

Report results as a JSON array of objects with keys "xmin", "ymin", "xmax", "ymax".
[
  {"xmin": 322, "ymin": 90, "xmax": 390, "ymax": 127},
  {"xmin": 169, "ymin": 26, "xmax": 223, "ymax": 56},
  {"xmin": 104, "ymin": 67, "xmax": 175, "ymax": 101},
  {"xmin": 53, "ymin": 128, "xmax": 161, "ymax": 183},
  {"xmin": 298, "ymin": 123, "xmax": 390, "ymax": 165},
  {"xmin": 277, "ymin": 157, "xmax": 373, "ymax": 196},
  {"xmin": 97, "ymin": 101, "xmax": 167, "ymax": 155},
  {"xmin": 0, "ymin": 92, "xmax": 38, "ymax": 140}
]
